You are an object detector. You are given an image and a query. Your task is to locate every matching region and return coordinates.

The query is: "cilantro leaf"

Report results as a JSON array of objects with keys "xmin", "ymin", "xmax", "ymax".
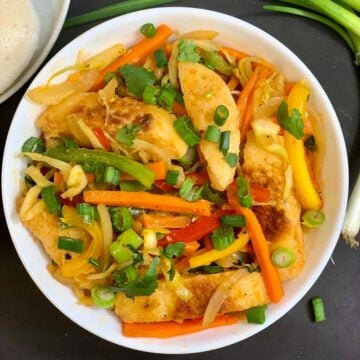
[
  {"xmin": 110, "ymin": 257, "xmax": 159, "ymax": 298},
  {"xmin": 163, "ymin": 242, "xmax": 185, "ymax": 259},
  {"xmin": 119, "ymin": 64, "xmax": 156, "ymax": 98},
  {"xmin": 177, "ymin": 40, "xmax": 201, "ymax": 63},
  {"xmin": 277, "ymin": 101, "xmax": 304, "ymax": 139},
  {"xmin": 116, "ymin": 124, "xmax": 141, "ymax": 146}
]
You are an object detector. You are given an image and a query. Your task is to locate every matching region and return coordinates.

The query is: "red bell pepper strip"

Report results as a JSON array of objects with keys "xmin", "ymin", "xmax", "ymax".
[
  {"xmin": 93, "ymin": 128, "xmax": 111, "ymax": 151},
  {"xmin": 154, "ymin": 179, "xmax": 176, "ymax": 192},
  {"xmin": 186, "ymin": 171, "xmax": 210, "ymax": 186}
]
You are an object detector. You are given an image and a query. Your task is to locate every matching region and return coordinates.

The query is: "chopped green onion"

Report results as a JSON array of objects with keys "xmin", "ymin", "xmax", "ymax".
[
  {"xmin": 21, "ymin": 137, "xmax": 45, "ymax": 153},
  {"xmin": 143, "ymin": 85, "xmax": 159, "ymax": 105},
  {"xmin": 76, "ymin": 203, "xmax": 96, "ymax": 224},
  {"xmin": 302, "ymin": 210, "xmax": 326, "ymax": 228},
  {"xmin": 173, "ymin": 116, "xmax": 200, "ymax": 147},
  {"xmin": 179, "ymin": 178, "xmax": 201, "ymax": 202},
  {"xmin": 305, "ymin": 135, "xmax": 317, "ymax": 152},
  {"xmin": 63, "ymin": 0, "xmax": 178, "ymax": 29},
  {"xmin": 91, "ymin": 285, "xmax": 116, "ymax": 309},
  {"xmin": 200, "ymin": 264, "xmax": 224, "ymax": 274},
  {"xmin": 95, "ymin": 162, "xmax": 105, "ymax": 183},
  {"xmin": 236, "ymin": 176, "xmax": 253, "ymax": 208},
  {"xmin": 224, "ymin": 153, "xmax": 239, "ymax": 168},
  {"xmin": 271, "ymin": 247, "xmax": 296, "ymax": 268},
  {"xmin": 103, "ymin": 166, "xmax": 120, "ymax": 186},
  {"xmin": 246, "ymin": 305, "xmax": 267, "ymax": 324},
  {"xmin": 59, "ymin": 136, "xmax": 78, "ymax": 150},
  {"xmin": 178, "ymin": 146, "xmax": 198, "ymax": 166},
  {"xmin": 113, "ymin": 265, "xmax": 138, "ymax": 285},
  {"xmin": 214, "ymin": 105, "xmax": 229, "ymax": 126},
  {"xmin": 104, "ymin": 72, "xmax": 117, "ymax": 84},
  {"xmin": 154, "ymin": 49, "xmax": 168, "ymax": 68},
  {"xmin": 118, "ymin": 228, "xmax": 143, "ymax": 249},
  {"xmin": 201, "ymin": 183, "xmax": 225, "ymax": 205},
  {"xmin": 219, "ymin": 131, "xmax": 230, "ymax": 155},
  {"xmin": 89, "ymin": 257, "xmax": 100, "ymax": 268},
  {"xmin": 158, "ymin": 86, "xmax": 176, "ymax": 110},
  {"xmin": 211, "ymin": 225, "xmax": 235, "ymax": 250},
  {"xmin": 110, "ymin": 207, "xmax": 132, "ymax": 232},
  {"xmin": 166, "ymin": 170, "xmax": 179, "ymax": 186},
  {"xmin": 140, "ymin": 23, "xmax": 157, "ymax": 38},
  {"xmin": 311, "ymin": 296, "xmax": 326, "ymax": 322},
  {"xmin": 116, "ymin": 124, "xmax": 141, "ymax": 146},
  {"xmin": 41, "ymin": 185, "xmax": 61, "ymax": 215},
  {"xmin": 109, "ymin": 241, "xmax": 133, "ymax": 263},
  {"xmin": 82, "ymin": 158, "xmax": 98, "ymax": 173},
  {"xmin": 205, "ymin": 125, "xmax": 221, "ymax": 142},
  {"xmin": 221, "ymin": 215, "xmax": 246, "ymax": 227},
  {"xmin": 58, "ymin": 236, "xmax": 84, "ymax": 254},
  {"xmin": 119, "ymin": 180, "xmax": 147, "ymax": 191}
]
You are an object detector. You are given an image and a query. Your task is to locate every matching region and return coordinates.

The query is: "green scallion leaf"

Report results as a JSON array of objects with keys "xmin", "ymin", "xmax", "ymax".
[
  {"xmin": 140, "ymin": 23, "xmax": 157, "ymax": 38},
  {"xmin": 237, "ymin": 176, "xmax": 253, "ymax": 208},
  {"xmin": 271, "ymin": 247, "xmax": 296, "ymax": 268},
  {"xmin": 173, "ymin": 116, "xmax": 201, "ymax": 147},
  {"xmin": 302, "ymin": 210, "xmax": 325, "ymax": 229},
  {"xmin": 154, "ymin": 49, "xmax": 168, "ymax": 68},
  {"xmin": 224, "ymin": 153, "xmax": 239, "ymax": 168},
  {"xmin": 76, "ymin": 203, "xmax": 96, "ymax": 224},
  {"xmin": 41, "ymin": 185, "xmax": 61, "ymax": 215},
  {"xmin": 311, "ymin": 296, "xmax": 326, "ymax": 322},
  {"xmin": 91, "ymin": 285, "xmax": 116, "ymax": 308},
  {"xmin": 58, "ymin": 236, "xmax": 84, "ymax": 254},
  {"xmin": 165, "ymin": 170, "xmax": 179, "ymax": 186},
  {"xmin": 116, "ymin": 124, "xmax": 141, "ymax": 146},
  {"xmin": 205, "ymin": 125, "xmax": 221, "ymax": 142},
  {"xmin": 214, "ymin": 105, "xmax": 229, "ymax": 126},
  {"xmin": 246, "ymin": 305, "xmax": 267, "ymax": 324},
  {"xmin": 103, "ymin": 166, "xmax": 120, "ymax": 186},
  {"xmin": 110, "ymin": 207, "xmax": 133, "ymax": 232},
  {"xmin": 201, "ymin": 183, "xmax": 225, "ymax": 205},
  {"xmin": 221, "ymin": 215, "xmax": 246, "ymax": 227},
  {"xmin": 211, "ymin": 225, "xmax": 235, "ymax": 250},
  {"xmin": 219, "ymin": 131, "xmax": 230, "ymax": 155},
  {"xmin": 143, "ymin": 85, "xmax": 159, "ymax": 104}
]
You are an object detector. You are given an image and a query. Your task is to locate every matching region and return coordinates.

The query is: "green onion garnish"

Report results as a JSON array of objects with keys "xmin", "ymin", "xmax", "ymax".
[
  {"xmin": 201, "ymin": 183, "xmax": 225, "ymax": 205},
  {"xmin": 118, "ymin": 228, "xmax": 143, "ymax": 249},
  {"xmin": 154, "ymin": 49, "xmax": 168, "ymax": 68},
  {"xmin": 219, "ymin": 131, "xmax": 230, "ymax": 155},
  {"xmin": 214, "ymin": 105, "xmax": 229, "ymax": 126},
  {"xmin": 103, "ymin": 166, "xmax": 120, "ymax": 186},
  {"xmin": 104, "ymin": 72, "xmax": 117, "ymax": 84},
  {"xmin": 246, "ymin": 305, "xmax": 267, "ymax": 324},
  {"xmin": 140, "ymin": 23, "xmax": 157, "ymax": 38},
  {"xmin": 302, "ymin": 210, "xmax": 325, "ymax": 228},
  {"xmin": 41, "ymin": 185, "xmax": 61, "ymax": 215},
  {"xmin": 82, "ymin": 158, "xmax": 98, "ymax": 173},
  {"xmin": 224, "ymin": 153, "xmax": 239, "ymax": 168},
  {"xmin": 109, "ymin": 241, "xmax": 133, "ymax": 263},
  {"xmin": 113, "ymin": 265, "xmax": 138, "ymax": 285},
  {"xmin": 21, "ymin": 137, "xmax": 45, "ymax": 154},
  {"xmin": 200, "ymin": 265, "xmax": 224, "ymax": 274},
  {"xmin": 221, "ymin": 215, "xmax": 246, "ymax": 227},
  {"xmin": 143, "ymin": 85, "xmax": 159, "ymax": 105},
  {"xmin": 205, "ymin": 125, "xmax": 221, "ymax": 142},
  {"xmin": 110, "ymin": 207, "xmax": 132, "ymax": 232},
  {"xmin": 95, "ymin": 162, "xmax": 105, "ymax": 183},
  {"xmin": 304, "ymin": 135, "xmax": 317, "ymax": 152},
  {"xmin": 59, "ymin": 136, "xmax": 78, "ymax": 150},
  {"xmin": 173, "ymin": 116, "xmax": 201, "ymax": 147},
  {"xmin": 158, "ymin": 86, "xmax": 176, "ymax": 110},
  {"xmin": 236, "ymin": 176, "xmax": 253, "ymax": 208},
  {"xmin": 89, "ymin": 257, "xmax": 100, "ymax": 268},
  {"xmin": 58, "ymin": 236, "xmax": 84, "ymax": 254},
  {"xmin": 116, "ymin": 124, "xmax": 141, "ymax": 146},
  {"xmin": 211, "ymin": 225, "xmax": 235, "ymax": 250},
  {"xmin": 178, "ymin": 146, "xmax": 198, "ymax": 166},
  {"xmin": 271, "ymin": 247, "xmax": 296, "ymax": 268},
  {"xmin": 119, "ymin": 181, "xmax": 148, "ymax": 192},
  {"xmin": 311, "ymin": 296, "xmax": 326, "ymax": 322},
  {"xmin": 179, "ymin": 178, "xmax": 201, "ymax": 202},
  {"xmin": 165, "ymin": 170, "xmax": 179, "ymax": 186},
  {"xmin": 76, "ymin": 203, "xmax": 96, "ymax": 224},
  {"xmin": 91, "ymin": 285, "xmax": 116, "ymax": 309}
]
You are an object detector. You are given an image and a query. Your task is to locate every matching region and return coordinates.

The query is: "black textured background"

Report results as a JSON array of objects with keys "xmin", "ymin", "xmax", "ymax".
[{"xmin": 0, "ymin": 1, "xmax": 359, "ymax": 359}]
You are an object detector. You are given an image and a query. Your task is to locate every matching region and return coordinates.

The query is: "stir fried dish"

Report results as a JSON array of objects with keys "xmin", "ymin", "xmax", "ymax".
[{"xmin": 17, "ymin": 24, "xmax": 325, "ymax": 338}]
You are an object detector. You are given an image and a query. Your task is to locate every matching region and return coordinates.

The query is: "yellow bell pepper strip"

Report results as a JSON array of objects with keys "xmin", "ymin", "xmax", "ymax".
[
  {"xmin": 285, "ymin": 82, "xmax": 322, "ymax": 210},
  {"xmin": 188, "ymin": 231, "xmax": 249, "ymax": 268},
  {"xmin": 60, "ymin": 206, "xmax": 103, "ymax": 277}
]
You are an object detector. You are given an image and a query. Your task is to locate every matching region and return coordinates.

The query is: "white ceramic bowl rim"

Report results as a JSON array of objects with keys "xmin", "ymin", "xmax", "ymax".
[
  {"xmin": 2, "ymin": 7, "xmax": 348, "ymax": 354},
  {"xmin": 0, "ymin": 0, "xmax": 71, "ymax": 104}
]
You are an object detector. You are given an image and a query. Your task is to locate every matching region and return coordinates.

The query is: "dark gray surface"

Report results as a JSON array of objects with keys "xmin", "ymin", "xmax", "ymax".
[{"xmin": 0, "ymin": 0, "xmax": 359, "ymax": 359}]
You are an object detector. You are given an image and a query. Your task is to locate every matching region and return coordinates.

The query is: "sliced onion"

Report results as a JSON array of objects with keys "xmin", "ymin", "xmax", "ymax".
[
  {"xmin": 24, "ymin": 165, "xmax": 53, "ymax": 188},
  {"xmin": 21, "ymin": 199, "xmax": 46, "ymax": 221},
  {"xmin": 61, "ymin": 165, "xmax": 88, "ymax": 199},
  {"xmin": 97, "ymin": 204, "xmax": 113, "ymax": 259},
  {"xmin": 202, "ymin": 269, "xmax": 248, "ymax": 327},
  {"xmin": 132, "ymin": 139, "xmax": 171, "ymax": 166},
  {"xmin": 19, "ymin": 185, "xmax": 42, "ymax": 219},
  {"xmin": 192, "ymin": 39, "xmax": 220, "ymax": 52},
  {"xmin": 168, "ymin": 40, "xmax": 180, "ymax": 89},
  {"xmin": 98, "ymin": 77, "xmax": 117, "ymax": 126},
  {"xmin": 77, "ymin": 118, "xmax": 105, "ymax": 150},
  {"xmin": 181, "ymin": 30, "xmax": 219, "ymax": 40}
]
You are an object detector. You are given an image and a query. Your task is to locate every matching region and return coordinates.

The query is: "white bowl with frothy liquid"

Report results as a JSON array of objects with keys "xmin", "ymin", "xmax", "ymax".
[{"xmin": 0, "ymin": 0, "xmax": 70, "ymax": 103}]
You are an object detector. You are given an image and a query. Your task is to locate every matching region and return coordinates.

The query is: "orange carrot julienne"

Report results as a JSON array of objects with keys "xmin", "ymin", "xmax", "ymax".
[
  {"xmin": 83, "ymin": 191, "xmax": 212, "ymax": 216},
  {"xmin": 220, "ymin": 47, "xmax": 249, "ymax": 60},
  {"xmin": 120, "ymin": 161, "xmax": 167, "ymax": 181},
  {"xmin": 226, "ymin": 184, "xmax": 284, "ymax": 303},
  {"xmin": 227, "ymin": 76, "xmax": 239, "ymax": 91},
  {"xmin": 53, "ymin": 171, "xmax": 63, "ymax": 185},
  {"xmin": 183, "ymin": 241, "xmax": 201, "ymax": 256},
  {"xmin": 138, "ymin": 214, "xmax": 192, "ymax": 229},
  {"xmin": 165, "ymin": 43, "xmax": 173, "ymax": 58},
  {"xmin": 91, "ymin": 24, "xmax": 173, "ymax": 91},
  {"xmin": 122, "ymin": 315, "xmax": 240, "ymax": 338}
]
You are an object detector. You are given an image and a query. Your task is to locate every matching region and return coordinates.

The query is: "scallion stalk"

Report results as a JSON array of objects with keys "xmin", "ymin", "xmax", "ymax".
[
  {"xmin": 58, "ymin": 236, "xmax": 84, "ymax": 254},
  {"xmin": 91, "ymin": 285, "xmax": 116, "ymax": 309},
  {"xmin": 311, "ymin": 296, "xmax": 326, "ymax": 322}
]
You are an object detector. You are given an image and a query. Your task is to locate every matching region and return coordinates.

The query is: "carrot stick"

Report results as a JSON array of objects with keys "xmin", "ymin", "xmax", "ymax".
[
  {"xmin": 120, "ymin": 161, "xmax": 167, "ymax": 181},
  {"xmin": 227, "ymin": 76, "xmax": 239, "ymax": 91},
  {"xmin": 226, "ymin": 185, "xmax": 284, "ymax": 303},
  {"xmin": 91, "ymin": 24, "xmax": 173, "ymax": 91},
  {"xmin": 237, "ymin": 67, "xmax": 260, "ymax": 129},
  {"xmin": 83, "ymin": 190, "xmax": 212, "ymax": 216},
  {"xmin": 220, "ymin": 47, "xmax": 249, "ymax": 60},
  {"xmin": 172, "ymin": 101, "xmax": 188, "ymax": 116},
  {"xmin": 138, "ymin": 214, "xmax": 192, "ymax": 229},
  {"xmin": 53, "ymin": 171, "xmax": 63, "ymax": 185},
  {"xmin": 183, "ymin": 241, "xmax": 201, "ymax": 256},
  {"xmin": 122, "ymin": 314, "xmax": 239, "ymax": 338}
]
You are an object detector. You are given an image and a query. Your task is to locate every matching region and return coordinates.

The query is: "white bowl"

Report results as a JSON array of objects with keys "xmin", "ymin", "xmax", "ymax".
[
  {"xmin": 2, "ymin": 7, "xmax": 348, "ymax": 354},
  {"xmin": 0, "ymin": 0, "xmax": 70, "ymax": 104}
]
